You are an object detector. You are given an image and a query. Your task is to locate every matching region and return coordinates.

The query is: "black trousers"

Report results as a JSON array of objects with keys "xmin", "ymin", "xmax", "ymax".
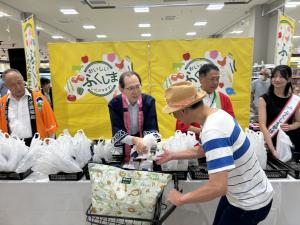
[{"xmin": 213, "ymin": 196, "xmax": 272, "ymax": 225}]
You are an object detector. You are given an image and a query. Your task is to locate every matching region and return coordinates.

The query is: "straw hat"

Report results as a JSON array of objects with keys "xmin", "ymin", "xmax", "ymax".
[{"xmin": 162, "ymin": 81, "xmax": 206, "ymax": 114}]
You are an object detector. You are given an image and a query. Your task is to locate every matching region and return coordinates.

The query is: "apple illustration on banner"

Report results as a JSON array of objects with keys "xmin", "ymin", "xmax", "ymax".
[
  {"xmin": 81, "ymin": 56, "xmax": 89, "ymax": 63},
  {"xmin": 182, "ymin": 52, "xmax": 190, "ymax": 61}
]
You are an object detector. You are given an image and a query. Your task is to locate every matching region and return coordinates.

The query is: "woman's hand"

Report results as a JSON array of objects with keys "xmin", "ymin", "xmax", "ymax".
[
  {"xmin": 271, "ymin": 149, "xmax": 278, "ymax": 158},
  {"xmin": 280, "ymin": 123, "xmax": 292, "ymax": 132}
]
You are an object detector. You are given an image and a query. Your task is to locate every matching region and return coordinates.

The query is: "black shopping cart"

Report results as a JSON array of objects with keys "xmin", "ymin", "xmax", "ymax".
[{"xmin": 86, "ymin": 176, "xmax": 180, "ymax": 225}]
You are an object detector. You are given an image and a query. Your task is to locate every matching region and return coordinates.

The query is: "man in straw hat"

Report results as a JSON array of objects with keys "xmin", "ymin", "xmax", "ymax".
[
  {"xmin": 176, "ymin": 64, "xmax": 235, "ymax": 139},
  {"xmin": 157, "ymin": 81, "xmax": 273, "ymax": 225}
]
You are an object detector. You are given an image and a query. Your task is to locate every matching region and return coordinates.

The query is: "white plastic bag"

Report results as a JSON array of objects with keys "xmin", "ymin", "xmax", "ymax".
[
  {"xmin": 16, "ymin": 133, "xmax": 43, "ymax": 173},
  {"xmin": 73, "ymin": 130, "xmax": 92, "ymax": 167},
  {"xmin": 276, "ymin": 127, "xmax": 293, "ymax": 162},
  {"xmin": 131, "ymin": 133, "xmax": 161, "ymax": 160},
  {"xmin": 186, "ymin": 131, "xmax": 199, "ymax": 166},
  {"xmin": 245, "ymin": 128, "xmax": 267, "ymax": 169},
  {"xmin": 160, "ymin": 130, "xmax": 189, "ymax": 171},
  {"xmin": 32, "ymin": 138, "xmax": 82, "ymax": 175},
  {"xmin": 5, "ymin": 135, "xmax": 29, "ymax": 172},
  {"xmin": 93, "ymin": 139, "xmax": 113, "ymax": 162}
]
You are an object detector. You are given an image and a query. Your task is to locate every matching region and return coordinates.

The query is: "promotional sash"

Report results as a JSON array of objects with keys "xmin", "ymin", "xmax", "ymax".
[
  {"xmin": 268, "ymin": 94, "xmax": 300, "ymax": 138},
  {"xmin": 122, "ymin": 94, "xmax": 143, "ymax": 162}
]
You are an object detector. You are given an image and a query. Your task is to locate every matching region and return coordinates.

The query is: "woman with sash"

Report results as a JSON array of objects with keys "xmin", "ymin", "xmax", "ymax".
[{"xmin": 259, "ymin": 65, "xmax": 300, "ymax": 159}]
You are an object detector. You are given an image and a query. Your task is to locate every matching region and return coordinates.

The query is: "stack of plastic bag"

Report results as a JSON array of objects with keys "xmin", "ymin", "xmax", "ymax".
[
  {"xmin": 92, "ymin": 139, "xmax": 113, "ymax": 163},
  {"xmin": 16, "ymin": 133, "xmax": 44, "ymax": 173},
  {"xmin": 32, "ymin": 138, "xmax": 82, "ymax": 175},
  {"xmin": 0, "ymin": 132, "xmax": 29, "ymax": 172},
  {"xmin": 58, "ymin": 129, "xmax": 92, "ymax": 167},
  {"xmin": 245, "ymin": 128, "xmax": 267, "ymax": 169},
  {"xmin": 159, "ymin": 130, "xmax": 198, "ymax": 171},
  {"xmin": 32, "ymin": 130, "xmax": 92, "ymax": 175}
]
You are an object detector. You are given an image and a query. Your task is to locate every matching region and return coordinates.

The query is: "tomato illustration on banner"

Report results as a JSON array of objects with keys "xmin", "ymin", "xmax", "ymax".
[
  {"xmin": 65, "ymin": 53, "xmax": 132, "ymax": 102},
  {"xmin": 163, "ymin": 50, "xmax": 237, "ymax": 95}
]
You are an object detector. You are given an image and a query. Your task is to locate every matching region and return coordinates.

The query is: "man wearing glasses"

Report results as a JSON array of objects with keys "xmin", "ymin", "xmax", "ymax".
[
  {"xmin": 176, "ymin": 64, "xmax": 235, "ymax": 139},
  {"xmin": 108, "ymin": 71, "xmax": 159, "ymax": 162}
]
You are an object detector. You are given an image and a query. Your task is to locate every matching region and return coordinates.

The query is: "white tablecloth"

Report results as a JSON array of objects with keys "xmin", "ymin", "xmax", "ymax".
[{"xmin": 0, "ymin": 173, "xmax": 299, "ymax": 225}]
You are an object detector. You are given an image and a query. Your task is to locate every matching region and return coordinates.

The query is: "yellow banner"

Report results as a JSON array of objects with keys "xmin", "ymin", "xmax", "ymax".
[
  {"xmin": 49, "ymin": 38, "xmax": 253, "ymax": 139},
  {"xmin": 275, "ymin": 14, "xmax": 295, "ymax": 66},
  {"xmin": 21, "ymin": 15, "xmax": 40, "ymax": 90},
  {"xmin": 151, "ymin": 38, "xmax": 253, "ymax": 137},
  {"xmin": 48, "ymin": 41, "xmax": 149, "ymax": 139}
]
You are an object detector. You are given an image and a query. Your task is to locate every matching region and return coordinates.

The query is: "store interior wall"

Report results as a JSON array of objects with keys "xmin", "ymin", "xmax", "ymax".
[
  {"xmin": 267, "ymin": 10, "xmax": 279, "ymax": 64},
  {"xmin": 252, "ymin": 5, "xmax": 270, "ymax": 64}
]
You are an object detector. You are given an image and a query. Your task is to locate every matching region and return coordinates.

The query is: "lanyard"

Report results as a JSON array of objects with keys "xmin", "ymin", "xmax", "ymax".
[{"xmin": 210, "ymin": 91, "xmax": 216, "ymax": 107}]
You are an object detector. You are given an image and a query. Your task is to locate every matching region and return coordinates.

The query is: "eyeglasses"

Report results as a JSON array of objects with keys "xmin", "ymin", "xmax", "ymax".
[
  {"xmin": 125, "ymin": 84, "xmax": 141, "ymax": 92},
  {"xmin": 207, "ymin": 77, "xmax": 220, "ymax": 82}
]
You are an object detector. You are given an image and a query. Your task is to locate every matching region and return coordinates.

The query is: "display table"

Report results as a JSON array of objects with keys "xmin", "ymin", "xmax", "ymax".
[{"xmin": 0, "ymin": 173, "xmax": 299, "ymax": 225}]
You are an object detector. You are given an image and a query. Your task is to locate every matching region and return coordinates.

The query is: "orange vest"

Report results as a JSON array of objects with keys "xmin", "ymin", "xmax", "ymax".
[{"xmin": 0, "ymin": 91, "xmax": 58, "ymax": 139}]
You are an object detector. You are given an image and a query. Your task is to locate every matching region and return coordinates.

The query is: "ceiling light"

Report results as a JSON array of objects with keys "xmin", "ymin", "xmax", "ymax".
[
  {"xmin": 285, "ymin": 2, "xmax": 300, "ymax": 8},
  {"xmin": 230, "ymin": 30, "xmax": 243, "ymax": 34},
  {"xmin": 285, "ymin": 4, "xmax": 297, "ymax": 8},
  {"xmin": 293, "ymin": 36, "xmax": 300, "ymax": 39},
  {"xmin": 134, "ymin": 7, "xmax": 149, "ymax": 13},
  {"xmin": 206, "ymin": 3, "xmax": 224, "ymax": 10},
  {"xmin": 83, "ymin": 25, "xmax": 96, "ymax": 29},
  {"xmin": 141, "ymin": 33, "xmax": 151, "ymax": 37},
  {"xmin": 60, "ymin": 9, "xmax": 79, "ymax": 15},
  {"xmin": 0, "ymin": 11, "xmax": 10, "ymax": 17},
  {"xmin": 96, "ymin": 34, "xmax": 107, "ymax": 38},
  {"xmin": 194, "ymin": 21, "xmax": 207, "ymax": 26},
  {"xmin": 186, "ymin": 32, "xmax": 197, "ymax": 36},
  {"xmin": 52, "ymin": 35, "xmax": 63, "ymax": 39},
  {"xmin": 36, "ymin": 26, "xmax": 43, "ymax": 31},
  {"xmin": 138, "ymin": 23, "xmax": 151, "ymax": 28}
]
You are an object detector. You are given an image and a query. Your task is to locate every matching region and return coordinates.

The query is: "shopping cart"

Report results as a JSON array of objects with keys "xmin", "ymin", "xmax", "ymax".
[{"xmin": 86, "ymin": 176, "xmax": 180, "ymax": 225}]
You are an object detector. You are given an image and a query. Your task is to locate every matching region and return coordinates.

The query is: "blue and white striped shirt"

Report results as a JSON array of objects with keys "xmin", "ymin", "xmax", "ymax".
[{"xmin": 201, "ymin": 110, "xmax": 273, "ymax": 210}]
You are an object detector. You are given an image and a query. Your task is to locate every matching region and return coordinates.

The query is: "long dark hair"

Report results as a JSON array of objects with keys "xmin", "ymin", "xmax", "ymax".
[{"xmin": 268, "ymin": 65, "xmax": 292, "ymax": 96}]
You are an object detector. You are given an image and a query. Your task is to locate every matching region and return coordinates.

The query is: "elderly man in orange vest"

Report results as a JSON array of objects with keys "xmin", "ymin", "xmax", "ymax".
[{"xmin": 0, "ymin": 68, "xmax": 58, "ymax": 146}]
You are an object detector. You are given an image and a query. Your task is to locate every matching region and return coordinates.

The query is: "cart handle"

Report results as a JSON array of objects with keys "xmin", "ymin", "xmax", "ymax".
[{"xmin": 158, "ymin": 174, "xmax": 181, "ymax": 224}]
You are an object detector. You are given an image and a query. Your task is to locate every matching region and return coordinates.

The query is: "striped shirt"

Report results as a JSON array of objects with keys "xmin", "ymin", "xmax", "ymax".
[{"xmin": 200, "ymin": 110, "xmax": 273, "ymax": 210}]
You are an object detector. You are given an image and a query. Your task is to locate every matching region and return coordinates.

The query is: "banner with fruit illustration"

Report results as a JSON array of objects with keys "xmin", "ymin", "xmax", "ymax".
[
  {"xmin": 150, "ymin": 38, "xmax": 253, "ymax": 136},
  {"xmin": 275, "ymin": 14, "xmax": 295, "ymax": 66},
  {"xmin": 49, "ymin": 38, "xmax": 253, "ymax": 139},
  {"xmin": 22, "ymin": 14, "xmax": 40, "ymax": 90},
  {"xmin": 48, "ymin": 41, "xmax": 149, "ymax": 139}
]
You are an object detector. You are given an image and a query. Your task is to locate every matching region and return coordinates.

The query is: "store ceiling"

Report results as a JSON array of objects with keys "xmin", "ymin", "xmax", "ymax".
[{"xmin": 0, "ymin": 0, "xmax": 299, "ymax": 60}]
